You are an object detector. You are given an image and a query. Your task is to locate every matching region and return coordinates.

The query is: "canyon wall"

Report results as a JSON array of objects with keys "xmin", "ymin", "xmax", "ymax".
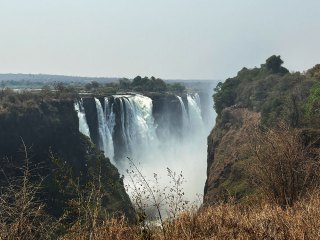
[{"xmin": 0, "ymin": 98, "xmax": 134, "ymax": 219}]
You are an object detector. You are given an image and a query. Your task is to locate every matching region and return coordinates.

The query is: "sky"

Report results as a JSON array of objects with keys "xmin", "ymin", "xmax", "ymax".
[{"xmin": 0, "ymin": 0, "xmax": 320, "ymax": 80}]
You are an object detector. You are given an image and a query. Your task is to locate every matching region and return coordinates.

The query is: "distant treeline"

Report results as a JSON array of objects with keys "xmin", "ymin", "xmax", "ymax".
[
  {"xmin": 1, "ymin": 75, "xmax": 187, "ymax": 95},
  {"xmin": 84, "ymin": 76, "xmax": 186, "ymax": 94}
]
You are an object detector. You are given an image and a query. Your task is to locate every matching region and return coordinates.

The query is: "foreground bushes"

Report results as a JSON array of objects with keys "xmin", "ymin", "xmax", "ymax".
[
  {"xmin": 2, "ymin": 173, "xmax": 320, "ymax": 240},
  {"xmin": 61, "ymin": 192, "xmax": 320, "ymax": 240},
  {"xmin": 249, "ymin": 124, "xmax": 320, "ymax": 207}
]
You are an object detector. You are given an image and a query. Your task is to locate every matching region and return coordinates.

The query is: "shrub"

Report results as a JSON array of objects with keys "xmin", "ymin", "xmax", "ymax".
[
  {"xmin": 0, "ymin": 142, "xmax": 61, "ymax": 239},
  {"xmin": 249, "ymin": 123, "xmax": 320, "ymax": 207}
]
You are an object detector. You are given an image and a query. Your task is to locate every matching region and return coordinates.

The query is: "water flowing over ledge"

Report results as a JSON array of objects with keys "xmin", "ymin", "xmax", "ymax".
[{"xmin": 75, "ymin": 92, "xmax": 215, "ymax": 202}]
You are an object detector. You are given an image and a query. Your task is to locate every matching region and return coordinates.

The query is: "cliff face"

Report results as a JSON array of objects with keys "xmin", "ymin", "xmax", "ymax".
[
  {"xmin": 204, "ymin": 57, "xmax": 320, "ymax": 204},
  {"xmin": 0, "ymin": 98, "xmax": 134, "ymax": 220},
  {"xmin": 151, "ymin": 94, "xmax": 184, "ymax": 139},
  {"xmin": 204, "ymin": 106, "xmax": 260, "ymax": 204}
]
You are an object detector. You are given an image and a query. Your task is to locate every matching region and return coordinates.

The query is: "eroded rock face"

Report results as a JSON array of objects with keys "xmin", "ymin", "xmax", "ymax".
[
  {"xmin": 151, "ymin": 94, "xmax": 184, "ymax": 139},
  {"xmin": 204, "ymin": 107, "xmax": 260, "ymax": 204},
  {"xmin": 0, "ymin": 99, "xmax": 135, "ymax": 220},
  {"xmin": 83, "ymin": 97, "xmax": 99, "ymax": 144}
]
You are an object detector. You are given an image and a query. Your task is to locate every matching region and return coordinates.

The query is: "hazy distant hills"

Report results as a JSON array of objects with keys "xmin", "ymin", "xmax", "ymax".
[
  {"xmin": 0, "ymin": 73, "xmax": 118, "ymax": 83},
  {"xmin": 0, "ymin": 73, "xmax": 220, "ymax": 92},
  {"xmin": 0, "ymin": 73, "xmax": 220, "ymax": 85}
]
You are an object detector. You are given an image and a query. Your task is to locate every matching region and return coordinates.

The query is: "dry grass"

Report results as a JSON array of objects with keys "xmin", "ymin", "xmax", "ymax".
[
  {"xmin": 63, "ymin": 216, "xmax": 139, "ymax": 240},
  {"xmin": 2, "ymin": 158, "xmax": 320, "ymax": 240},
  {"xmin": 62, "ymin": 191, "xmax": 320, "ymax": 240},
  {"xmin": 0, "ymin": 141, "xmax": 61, "ymax": 240},
  {"xmin": 249, "ymin": 123, "xmax": 320, "ymax": 207},
  {"xmin": 163, "ymin": 194, "xmax": 320, "ymax": 240}
]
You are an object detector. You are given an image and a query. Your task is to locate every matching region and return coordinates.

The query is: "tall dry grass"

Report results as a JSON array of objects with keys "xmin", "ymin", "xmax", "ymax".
[
  {"xmin": 1, "ymin": 172, "xmax": 320, "ymax": 240},
  {"xmin": 249, "ymin": 123, "xmax": 320, "ymax": 207},
  {"xmin": 0, "ymin": 141, "xmax": 60, "ymax": 240},
  {"xmin": 162, "ymin": 192, "xmax": 320, "ymax": 240},
  {"xmin": 63, "ymin": 191, "xmax": 320, "ymax": 240}
]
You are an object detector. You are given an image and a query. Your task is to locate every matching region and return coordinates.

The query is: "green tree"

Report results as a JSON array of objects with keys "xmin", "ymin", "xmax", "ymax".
[
  {"xmin": 85, "ymin": 81, "xmax": 100, "ymax": 91},
  {"xmin": 119, "ymin": 78, "xmax": 131, "ymax": 90},
  {"xmin": 213, "ymin": 78, "xmax": 239, "ymax": 115},
  {"xmin": 132, "ymin": 76, "xmax": 144, "ymax": 86},
  {"xmin": 306, "ymin": 64, "xmax": 320, "ymax": 79},
  {"xmin": 168, "ymin": 83, "xmax": 186, "ymax": 92},
  {"xmin": 264, "ymin": 55, "xmax": 289, "ymax": 74},
  {"xmin": 304, "ymin": 82, "xmax": 320, "ymax": 127}
]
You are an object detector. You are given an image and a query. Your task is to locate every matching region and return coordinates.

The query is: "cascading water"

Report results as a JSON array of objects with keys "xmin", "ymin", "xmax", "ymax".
[
  {"xmin": 94, "ymin": 97, "xmax": 115, "ymax": 163},
  {"xmin": 74, "ymin": 99, "xmax": 91, "ymax": 138},
  {"xmin": 187, "ymin": 93, "xmax": 205, "ymax": 136},
  {"xmin": 177, "ymin": 96, "xmax": 189, "ymax": 132},
  {"xmin": 114, "ymin": 94, "xmax": 158, "ymax": 160},
  {"xmin": 104, "ymin": 97, "xmax": 116, "ymax": 137},
  {"xmin": 76, "ymin": 89, "xmax": 216, "ymax": 207}
]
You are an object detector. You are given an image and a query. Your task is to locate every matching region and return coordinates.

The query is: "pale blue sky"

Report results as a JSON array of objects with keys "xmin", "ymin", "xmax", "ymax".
[{"xmin": 0, "ymin": 0, "xmax": 319, "ymax": 79}]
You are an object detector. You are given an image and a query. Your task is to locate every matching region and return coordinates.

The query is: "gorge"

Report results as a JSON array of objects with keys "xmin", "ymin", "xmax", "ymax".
[
  {"xmin": 74, "ymin": 89, "xmax": 216, "ymax": 202},
  {"xmin": 0, "ymin": 78, "xmax": 217, "ymax": 224},
  {"xmin": 2, "ymin": 59, "xmax": 320, "ymax": 238}
]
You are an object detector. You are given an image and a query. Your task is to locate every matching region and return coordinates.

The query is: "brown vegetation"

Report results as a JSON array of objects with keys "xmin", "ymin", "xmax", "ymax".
[
  {"xmin": 0, "ymin": 141, "xmax": 61, "ymax": 240},
  {"xmin": 63, "ymin": 193, "xmax": 320, "ymax": 240},
  {"xmin": 249, "ymin": 123, "xmax": 320, "ymax": 207},
  {"xmin": 3, "ymin": 192, "xmax": 319, "ymax": 240}
]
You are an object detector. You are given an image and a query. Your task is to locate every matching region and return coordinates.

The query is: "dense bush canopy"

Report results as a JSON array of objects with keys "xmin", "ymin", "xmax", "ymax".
[{"xmin": 213, "ymin": 55, "xmax": 320, "ymax": 127}]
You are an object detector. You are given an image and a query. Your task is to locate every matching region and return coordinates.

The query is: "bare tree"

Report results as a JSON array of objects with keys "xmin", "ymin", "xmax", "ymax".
[
  {"xmin": 249, "ymin": 123, "xmax": 320, "ymax": 207},
  {"xmin": 0, "ymin": 140, "xmax": 60, "ymax": 239}
]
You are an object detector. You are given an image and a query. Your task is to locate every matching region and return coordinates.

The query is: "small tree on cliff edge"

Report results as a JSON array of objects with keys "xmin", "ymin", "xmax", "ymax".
[{"xmin": 264, "ymin": 55, "xmax": 289, "ymax": 74}]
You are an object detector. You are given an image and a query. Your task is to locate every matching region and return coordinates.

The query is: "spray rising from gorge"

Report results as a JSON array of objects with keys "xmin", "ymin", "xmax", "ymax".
[{"xmin": 75, "ymin": 90, "xmax": 216, "ymax": 202}]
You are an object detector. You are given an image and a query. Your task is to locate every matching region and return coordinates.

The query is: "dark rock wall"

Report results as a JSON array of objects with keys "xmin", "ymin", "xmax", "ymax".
[
  {"xmin": 82, "ymin": 97, "xmax": 99, "ymax": 145},
  {"xmin": 112, "ymin": 97, "xmax": 131, "ymax": 161},
  {"xmin": 0, "ymin": 99, "xmax": 134, "ymax": 220},
  {"xmin": 151, "ymin": 94, "xmax": 184, "ymax": 140}
]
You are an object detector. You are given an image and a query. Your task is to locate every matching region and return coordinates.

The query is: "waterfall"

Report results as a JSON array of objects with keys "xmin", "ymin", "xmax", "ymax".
[
  {"xmin": 76, "ymin": 93, "xmax": 205, "ymax": 163},
  {"xmin": 177, "ymin": 96, "xmax": 189, "ymax": 131},
  {"xmin": 104, "ymin": 98, "xmax": 116, "ymax": 136},
  {"xmin": 187, "ymin": 93, "xmax": 205, "ymax": 135},
  {"xmin": 115, "ymin": 94, "xmax": 157, "ymax": 159},
  {"xmin": 123, "ymin": 97, "xmax": 135, "ymax": 151},
  {"xmin": 128, "ymin": 94, "xmax": 157, "ymax": 146},
  {"xmin": 74, "ymin": 90, "xmax": 215, "ymax": 204},
  {"xmin": 94, "ymin": 98, "xmax": 115, "ymax": 162},
  {"xmin": 117, "ymin": 98, "xmax": 128, "ymax": 151},
  {"xmin": 74, "ymin": 99, "xmax": 91, "ymax": 138}
]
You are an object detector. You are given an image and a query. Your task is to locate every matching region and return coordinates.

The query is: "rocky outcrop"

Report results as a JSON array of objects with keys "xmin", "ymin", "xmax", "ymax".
[
  {"xmin": 204, "ymin": 107, "xmax": 260, "ymax": 204},
  {"xmin": 0, "ymin": 99, "xmax": 134, "ymax": 220},
  {"xmin": 204, "ymin": 57, "xmax": 320, "ymax": 205},
  {"xmin": 83, "ymin": 97, "xmax": 100, "ymax": 144}
]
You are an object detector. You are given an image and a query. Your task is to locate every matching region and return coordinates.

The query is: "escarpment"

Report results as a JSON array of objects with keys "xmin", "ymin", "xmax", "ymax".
[
  {"xmin": 204, "ymin": 56, "xmax": 320, "ymax": 204},
  {"xmin": 204, "ymin": 107, "xmax": 260, "ymax": 204},
  {"xmin": 0, "ymin": 96, "xmax": 135, "ymax": 220}
]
